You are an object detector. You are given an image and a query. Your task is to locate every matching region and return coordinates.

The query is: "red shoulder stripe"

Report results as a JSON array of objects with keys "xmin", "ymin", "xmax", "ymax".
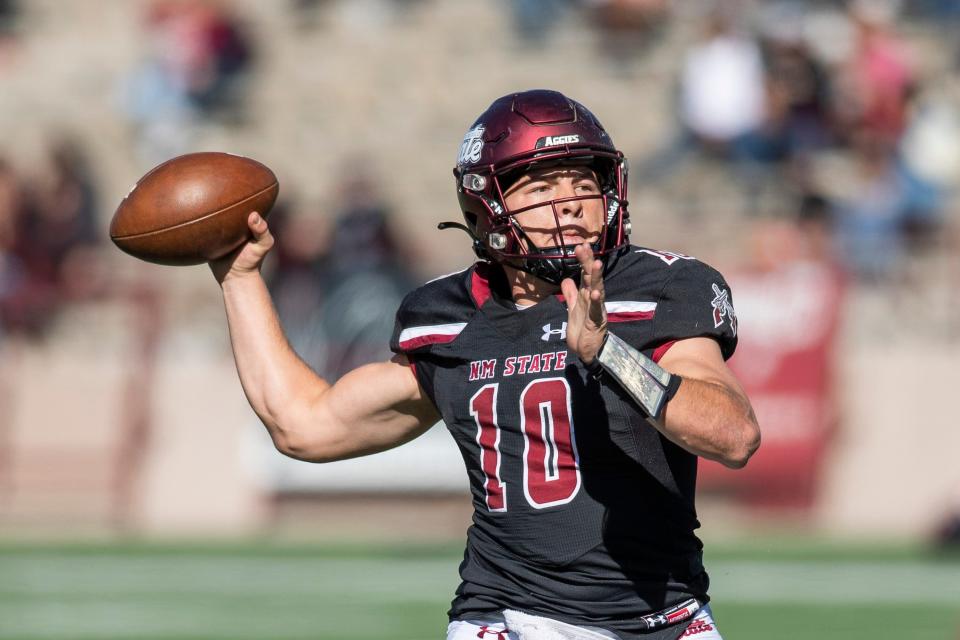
[{"xmin": 470, "ymin": 263, "xmax": 492, "ymax": 309}]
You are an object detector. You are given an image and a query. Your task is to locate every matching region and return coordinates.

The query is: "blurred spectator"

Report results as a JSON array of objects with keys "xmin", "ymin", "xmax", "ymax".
[
  {"xmin": 0, "ymin": 157, "xmax": 27, "ymax": 339},
  {"xmin": 121, "ymin": 0, "xmax": 255, "ymax": 163},
  {"xmin": 639, "ymin": 5, "xmax": 767, "ymax": 179},
  {"xmin": 509, "ymin": 0, "xmax": 570, "ymax": 47},
  {"xmin": 649, "ymin": 2, "xmax": 835, "ymax": 168},
  {"xmin": 0, "ymin": 139, "xmax": 103, "ymax": 337},
  {"xmin": 25, "ymin": 139, "xmax": 100, "ymax": 264},
  {"xmin": 265, "ymin": 167, "xmax": 415, "ymax": 380},
  {"xmin": 824, "ymin": 128, "xmax": 940, "ymax": 283},
  {"xmin": 795, "ymin": 192, "xmax": 839, "ymax": 266},
  {"xmin": 262, "ymin": 199, "xmax": 330, "ymax": 371},
  {"xmin": 289, "ymin": 0, "xmax": 334, "ymax": 31},
  {"xmin": 756, "ymin": 3, "xmax": 834, "ymax": 158},
  {"xmin": 316, "ymin": 171, "xmax": 415, "ymax": 377},
  {"xmin": 678, "ymin": 7, "xmax": 765, "ymax": 155},
  {"xmin": 897, "ymin": 90, "xmax": 958, "ymax": 250},
  {"xmin": 147, "ymin": 0, "xmax": 253, "ymax": 117},
  {"xmin": 586, "ymin": 0, "xmax": 670, "ymax": 62},
  {"xmin": 324, "ymin": 169, "xmax": 411, "ymax": 277},
  {"xmin": 0, "ymin": 159, "xmax": 23, "ymax": 252},
  {"xmin": 0, "ymin": 0, "xmax": 16, "ymax": 32},
  {"xmin": 832, "ymin": 0, "xmax": 914, "ymax": 147},
  {"xmin": 934, "ymin": 494, "xmax": 960, "ymax": 550},
  {"xmin": 0, "ymin": 0, "xmax": 18, "ymax": 37},
  {"xmin": 0, "ymin": 0, "xmax": 19, "ymax": 66},
  {"xmin": 905, "ymin": 0, "xmax": 960, "ymax": 25}
]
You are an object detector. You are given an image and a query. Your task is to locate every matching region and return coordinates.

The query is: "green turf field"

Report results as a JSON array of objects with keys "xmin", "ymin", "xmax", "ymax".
[{"xmin": 0, "ymin": 540, "xmax": 956, "ymax": 639}]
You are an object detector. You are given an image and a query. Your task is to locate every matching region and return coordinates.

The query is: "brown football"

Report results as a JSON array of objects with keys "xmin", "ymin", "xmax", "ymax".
[{"xmin": 110, "ymin": 152, "xmax": 279, "ymax": 266}]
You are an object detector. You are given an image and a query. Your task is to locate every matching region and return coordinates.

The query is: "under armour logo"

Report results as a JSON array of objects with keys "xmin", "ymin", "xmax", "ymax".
[
  {"xmin": 477, "ymin": 625, "xmax": 508, "ymax": 639},
  {"xmin": 542, "ymin": 322, "xmax": 567, "ymax": 341}
]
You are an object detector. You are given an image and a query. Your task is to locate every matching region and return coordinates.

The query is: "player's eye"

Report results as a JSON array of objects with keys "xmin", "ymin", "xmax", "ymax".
[{"xmin": 527, "ymin": 183, "xmax": 552, "ymax": 195}]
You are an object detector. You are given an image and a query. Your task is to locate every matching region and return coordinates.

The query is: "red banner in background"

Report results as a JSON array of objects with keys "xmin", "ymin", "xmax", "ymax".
[{"xmin": 698, "ymin": 261, "xmax": 846, "ymax": 509}]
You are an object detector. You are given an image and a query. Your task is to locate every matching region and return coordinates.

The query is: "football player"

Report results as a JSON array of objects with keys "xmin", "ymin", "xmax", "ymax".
[{"xmin": 210, "ymin": 89, "xmax": 760, "ymax": 640}]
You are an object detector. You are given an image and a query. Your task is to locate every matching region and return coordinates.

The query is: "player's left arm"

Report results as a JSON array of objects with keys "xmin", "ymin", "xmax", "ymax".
[
  {"xmin": 562, "ymin": 243, "xmax": 759, "ymax": 469},
  {"xmin": 654, "ymin": 337, "xmax": 759, "ymax": 468}
]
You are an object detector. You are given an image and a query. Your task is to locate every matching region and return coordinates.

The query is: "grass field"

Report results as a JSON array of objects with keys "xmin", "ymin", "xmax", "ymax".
[{"xmin": 0, "ymin": 540, "xmax": 956, "ymax": 639}]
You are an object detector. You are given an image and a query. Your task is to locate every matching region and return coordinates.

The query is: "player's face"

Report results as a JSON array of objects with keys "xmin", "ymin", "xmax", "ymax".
[{"xmin": 502, "ymin": 166, "xmax": 604, "ymax": 252}]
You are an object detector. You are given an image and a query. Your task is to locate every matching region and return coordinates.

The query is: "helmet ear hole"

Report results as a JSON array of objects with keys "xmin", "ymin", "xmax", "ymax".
[{"xmin": 488, "ymin": 233, "xmax": 507, "ymax": 250}]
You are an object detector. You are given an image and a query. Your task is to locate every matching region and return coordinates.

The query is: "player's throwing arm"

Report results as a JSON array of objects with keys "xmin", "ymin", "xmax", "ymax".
[
  {"xmin": 109, "ymin": 152, "xmax": 439, "ymax": 464},
  {"xmin": 210, "ymin": 212, "xmax": 440, "ymax": 462}
]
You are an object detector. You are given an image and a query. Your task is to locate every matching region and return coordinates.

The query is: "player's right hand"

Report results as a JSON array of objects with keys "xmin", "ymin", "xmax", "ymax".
[
  {"xmin": 561, "ymin": 242, "xmax": 607, "ymax": 364},
  {"xmin": 209, "ymin": 211, "xmax": 275, "ymax": 285}
]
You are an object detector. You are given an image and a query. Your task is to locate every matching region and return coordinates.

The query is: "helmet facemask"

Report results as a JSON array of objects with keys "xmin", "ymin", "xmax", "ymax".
[
  {"xmin": 461, "ymin": 151, "xmax": 629, "ymax": 285},
  {"xmin": 447, "ymin": 90, "xmax": 632, "ymax": 285}
]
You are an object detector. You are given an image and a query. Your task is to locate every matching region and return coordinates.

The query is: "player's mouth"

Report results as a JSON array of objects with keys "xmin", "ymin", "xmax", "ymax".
[{"xmin": 556, "ymin": 226, "xmax": 595, "ymax": 248}]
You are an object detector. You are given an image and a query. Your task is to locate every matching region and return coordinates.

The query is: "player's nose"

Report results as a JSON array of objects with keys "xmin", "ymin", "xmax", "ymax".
[{"xmin": 556, "ymin": 180, "xmax": 583, "ymax": 218}]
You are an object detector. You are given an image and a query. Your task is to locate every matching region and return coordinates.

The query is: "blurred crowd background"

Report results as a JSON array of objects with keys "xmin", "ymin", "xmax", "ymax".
[{"xmin": 1, "ymin": 0, "xmax": 959, "ymax": 547}]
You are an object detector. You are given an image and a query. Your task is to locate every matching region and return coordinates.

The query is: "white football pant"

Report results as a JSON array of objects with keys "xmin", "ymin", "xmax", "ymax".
[{"xmin": 446, "ymin": 605, "xmax": 722, "ymax": 640}]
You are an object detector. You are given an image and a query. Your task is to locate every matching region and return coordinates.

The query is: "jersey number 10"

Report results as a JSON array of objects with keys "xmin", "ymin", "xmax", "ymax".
[{"xmin": 469, "ymin": 377, "xmax": 581, "ymax": 511}]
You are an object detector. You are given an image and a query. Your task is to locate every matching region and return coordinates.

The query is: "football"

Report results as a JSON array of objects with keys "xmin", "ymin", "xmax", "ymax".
[{"xmin": 110, "ymin": 152, "xmax": 279, "ymax": 266}]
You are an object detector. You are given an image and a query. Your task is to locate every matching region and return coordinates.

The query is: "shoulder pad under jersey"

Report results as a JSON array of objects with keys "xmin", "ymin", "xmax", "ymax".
[
  {"xmin": 390, "ymin": 263, "xmax": 487, "ymax": 356},
  {"xmin": 605, "ymin": 247, "xmax": 738, "ymax": 359},
  {"xmin": 650, "ymin": 252, "xmax": 738, "ymax": 360}
]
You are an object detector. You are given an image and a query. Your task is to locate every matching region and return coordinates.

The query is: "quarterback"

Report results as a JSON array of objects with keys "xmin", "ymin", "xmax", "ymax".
[{"xmin": 211, "ymin": 90, "xmax": 760, "ymax": 639}]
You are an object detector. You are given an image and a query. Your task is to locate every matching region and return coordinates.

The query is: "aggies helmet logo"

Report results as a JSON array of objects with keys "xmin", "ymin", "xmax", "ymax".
[{"xmin": 535, "ymin": 134, "xmax": 581, "ymax": 148}]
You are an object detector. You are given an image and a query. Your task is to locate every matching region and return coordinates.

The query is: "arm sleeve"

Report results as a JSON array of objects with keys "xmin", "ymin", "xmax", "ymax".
[{"xmin": 652, "ymin": 260, "xmax": 739, "ymax": 360}]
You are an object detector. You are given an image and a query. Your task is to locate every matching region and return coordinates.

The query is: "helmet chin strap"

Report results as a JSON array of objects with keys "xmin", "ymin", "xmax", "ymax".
[
  {"xmin": 508, "ymin": 218, "xmax": 608, "ymax": 285},
  {"xmin": 522, "ymin": 246, "xmax": 587, "ymax": 285}
]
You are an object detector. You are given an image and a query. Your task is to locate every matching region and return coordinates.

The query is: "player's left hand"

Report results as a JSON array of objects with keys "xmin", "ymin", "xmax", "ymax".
[{"xmin": 561, "ymin": 243, "xmax": 607, "ymax": 364}]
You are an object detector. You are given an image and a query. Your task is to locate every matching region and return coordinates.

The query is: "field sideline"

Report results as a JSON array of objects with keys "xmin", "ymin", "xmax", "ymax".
[{"xmin": 0, "ymin": 540, "xmax": 956, "ymax": 639}]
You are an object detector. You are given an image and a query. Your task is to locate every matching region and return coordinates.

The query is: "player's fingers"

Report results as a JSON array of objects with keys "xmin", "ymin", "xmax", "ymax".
[
  {"xmin": 575, "ymin": 242, "xmax": 595, "ymax": 272},
  {"xmin": 248, "ymin": 212, "xmax": 274, "ymax": 246},
  {"xmin": 248, "ymin": 211, "xmax": 267, "ymax": 235},
  {"xmin": 580, "ymin": 265, "xmax": 592, "ymax": 292},
  {"xmin": 560, "ymin": 277, "xmax": 579, "ymax": 311},
  {"xmin": 591, "ymin": 258, "xmax": 605, "ymax": 296},
  {"xmin": 587, "ymin": 258, "xmax": 606, "ymax": 323},
  {"xmin": 576, "ymin": 244, "xmax": 594, "ymax": 291}
]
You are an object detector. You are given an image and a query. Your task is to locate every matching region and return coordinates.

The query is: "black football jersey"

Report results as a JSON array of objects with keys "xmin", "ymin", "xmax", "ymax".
[{"xmin": 389, "ymin": 247, "xmax": 738, "ymax": 639}]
